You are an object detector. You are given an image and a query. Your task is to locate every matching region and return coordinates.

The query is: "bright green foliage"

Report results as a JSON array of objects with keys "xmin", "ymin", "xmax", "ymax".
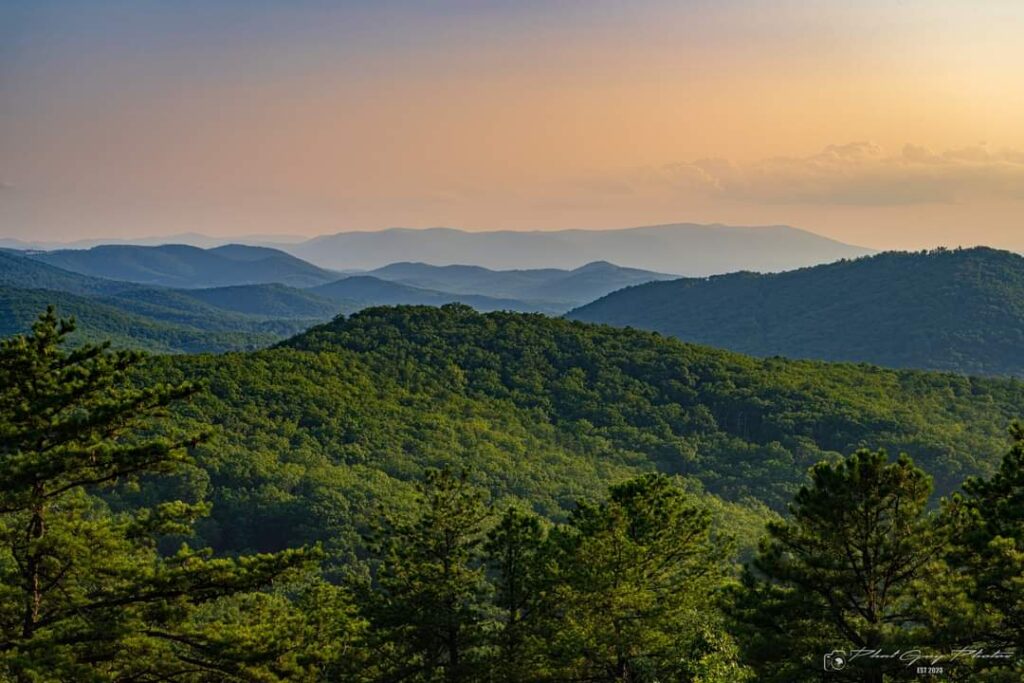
[
  {"xmin": 731, "ymin": 450, "xmax": 944, "ymax": 682},
  {"xmin": 130, "ymin": 303, "xmax": 1024, "ymax": 568},
  {"xmin": 538, "ymin": 474, "xmax": 745, "ymax": 682},
  {"xmin": 361, "ymin": 468, "xmax": 492, "ymax": 682},
  {"xmin": 0, "ymin": 308, "xmax": 313, "ymax": 681}
]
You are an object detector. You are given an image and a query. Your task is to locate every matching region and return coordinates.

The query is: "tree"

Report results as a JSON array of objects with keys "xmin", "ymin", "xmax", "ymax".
[
  {"xmin": 0, "ymin": 308, "xmax": 312, "ymax": 680},
  {"xmin": 938, "ymin": 423, "xmax": 1024, "ymax": 679},
  {"xmin": 539, "ymin": 474, "xmax": 743, "ymax": 682},
  {"xmin": 730, "ymin": 450, "xmax": 944, "ymax": 682},
  {"xmin": 362, "ymin": 467, "xmax": 491, "ymax": 682},
  {"xmin": 484, "ymin": 506, "xmax": 547, "ymax": 682}
]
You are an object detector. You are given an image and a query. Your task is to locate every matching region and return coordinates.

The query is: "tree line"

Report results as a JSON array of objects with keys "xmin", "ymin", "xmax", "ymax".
[{"xmin": 0, "ymin": 310, "xmax": 1021, "ymax": 681}]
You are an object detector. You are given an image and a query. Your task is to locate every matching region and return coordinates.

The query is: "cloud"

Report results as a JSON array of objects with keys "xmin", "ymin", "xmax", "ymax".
[{"xmin": 640, "ymin": 143, "xmax": 1024, "ymax": 206}]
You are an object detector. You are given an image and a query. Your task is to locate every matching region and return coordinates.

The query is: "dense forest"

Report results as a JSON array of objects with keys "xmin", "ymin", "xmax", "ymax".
[
  {"xmin": 1, "ymin": 306, "xmax": 1023, "ymax": 680},
  {"xmin": 570, "ymin": 247, "xmax": 1024, "ymax": 377}
]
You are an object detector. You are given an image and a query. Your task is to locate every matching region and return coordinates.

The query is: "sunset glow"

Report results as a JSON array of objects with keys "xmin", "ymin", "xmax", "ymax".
[{"xmin": 3, "ymin": 1, "xmax": 1023, "ymax": 248}]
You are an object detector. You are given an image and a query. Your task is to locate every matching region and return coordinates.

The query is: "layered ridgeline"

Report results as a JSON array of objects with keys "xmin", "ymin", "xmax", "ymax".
[
  {"xmin": 570, "ymin": 247, "xmax": 1024, "ymax": 377},
  {"xmin": 284, "ymin": 223, "xmax": 872, "ymax": 272},
  {"xmin": 27, "ymin": 243, "xmax": 341, "ymax": 288},
  {"xmin": 0, "ymin": 250, "xmax": 339, "ymax": 352},
  {"xmin": 138, "ymin": 304, "xmax": 1024, "ymax": 563},
  {"xmin": 1, "ymin": 247, "xmax": 679, "ymax": 352},
  {"xmin": 364, "ymin": 260, "xmax": 676, "ymax": 309}
]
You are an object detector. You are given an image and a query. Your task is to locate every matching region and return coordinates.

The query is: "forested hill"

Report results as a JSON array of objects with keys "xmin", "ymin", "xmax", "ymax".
[
  {"xmin": 136, "ymin": 304, "xmax": 1024, "ymax": 563},
  {"xmin": 569, "ymin": 247, "xmax": 1024, "ymax": 377},
  {"xmin": 29, "ymin": 243, "xmax": 339, "ymax": 288}
]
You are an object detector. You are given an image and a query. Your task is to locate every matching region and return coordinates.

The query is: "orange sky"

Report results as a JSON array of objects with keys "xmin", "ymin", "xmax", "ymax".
[{"xmin": 2, "ymin": 1, "xmax": 1023, "ymax": 249}]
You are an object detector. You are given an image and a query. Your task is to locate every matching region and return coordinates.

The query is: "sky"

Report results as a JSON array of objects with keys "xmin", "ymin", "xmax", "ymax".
[{"xmin": 2, "ymin": 0, "xmax": 1023, "ymax": 250}]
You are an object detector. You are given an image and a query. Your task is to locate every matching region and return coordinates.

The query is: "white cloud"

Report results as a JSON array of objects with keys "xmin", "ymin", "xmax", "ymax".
[{"xmin": 640, "ymin": 143, "xmax": 1024, "ymax": 206}]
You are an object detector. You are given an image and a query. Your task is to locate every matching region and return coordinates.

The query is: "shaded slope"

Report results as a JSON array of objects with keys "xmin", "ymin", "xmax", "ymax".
[{"xmin": 569, "ymin": 247, "xmax": 1024, "ymax": 377}]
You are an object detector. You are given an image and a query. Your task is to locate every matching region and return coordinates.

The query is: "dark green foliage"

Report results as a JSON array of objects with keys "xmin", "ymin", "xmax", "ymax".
[
  {"xmin": 535, "ymin": 474, "xmax": 745, "ymax": 682},
  {"xmin": 569, "ymin": 247, "xmax": 1024, "ymax": 377},
  {"xmin": 930, "ymin": 424, "xmax": 1024, "ymax": 679},
  {"xmin": 361, "ymin": 468, "xmax": 492, "ymax": 682},
  {"xmin": 484, "ymin": 507, "xmax": 547, "ymax": 682},
  {"xmin": 0, "ymin": 309, "xmax": 315, "ymax": 680},
  {"xmin": 0, "ymin": 286, "xmax": 313, "ymax": 353},
  {"xmin": 730, "ymin": 451, "xmax": 943, "ymax": 682}
]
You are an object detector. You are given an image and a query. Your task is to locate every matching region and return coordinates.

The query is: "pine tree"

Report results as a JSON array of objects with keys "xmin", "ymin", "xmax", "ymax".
[
  {"xmin": 0, "ymin": 308, "xmax": 312, "ymax": 680},
  {"xmin": 484, "ymin": 506, "xmax": 547, "ymax": 682},
  {"xmin": 730, "ymin": 450, "xmax": 944, "ymax": 683},
  {"xmin": 539, "ymin": 474, "xmax": 742, "ymax": 682},
  {"xmin": 939, "ymin": 423, "xmax": 1024, "ymax": 679},
  {"xmin": 362, "ymin": 467, "xmax": 491, "ymax": 682}
]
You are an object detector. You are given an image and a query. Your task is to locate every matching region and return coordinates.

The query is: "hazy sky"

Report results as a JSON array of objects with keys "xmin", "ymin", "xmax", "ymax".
[{"xmin": 2, "ymin": 0, "xmax": 1023, "ymax": 249}]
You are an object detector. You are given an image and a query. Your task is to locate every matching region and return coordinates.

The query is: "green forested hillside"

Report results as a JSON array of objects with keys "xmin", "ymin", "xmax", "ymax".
[
  {"xmin": 5, "ymin": 304, "xmax": 1024, "ymax": 681},
  {"xmin": 0, "ymin": 249, "xmax": 134, "ymax": 294},
  {"xmin": 569, "ymin": 247, "xmax": 1024, "ymax": 377},
  {"xmin": 135, "ymin": 305, "xmax": 1024, "ymax": 565},
  {"xmin": 0, "ymin": 286, "xmax": 329, "ymax": 353}
]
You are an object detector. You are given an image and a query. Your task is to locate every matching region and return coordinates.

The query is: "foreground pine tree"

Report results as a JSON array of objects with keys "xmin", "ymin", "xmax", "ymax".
[
  {"xmin": 0, "ymin": 309, "xmax": 312, "ymax": 680},
  {"xmin": 361, "ymin": 467, "xmax": 491, "ymax": 682},
  {"xmin": 538, "ymin": 474, "xmax": 745, "ymax": 682},
  {"xmin": 730, "ymin": 450, "xmax": 944, "ymax": 683}
]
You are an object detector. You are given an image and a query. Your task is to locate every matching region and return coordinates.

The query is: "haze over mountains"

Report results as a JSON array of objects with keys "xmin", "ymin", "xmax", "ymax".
[
  {"xmin": 285, "ymin": 223, "xmax": 872, "ymax": 272},
  {"xmin": 6, "ymin": 223, "xmax": 873, "ymax": 274},
  {"xmin": 29, "ymin": 244, "xmax": 340, "ymax": 289},
  {"xmin": 0, "ymin": 244, "xmax": 676, "ymax": 351},
  {"xmin": 8, "ymin": 227, "xmax": 1024, "ymax": 380},
  {"xmin": 570, "ymin": 247, "xmax": 1024, "ymax": 377}
]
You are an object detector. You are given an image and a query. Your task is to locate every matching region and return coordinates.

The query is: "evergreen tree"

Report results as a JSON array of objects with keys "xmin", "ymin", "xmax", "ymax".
[
  {"xmin": 539, "ymin": 474, "xmax": 743, "ymax": 682},
  {"xmin": 730, "ymin": 450, "xmax": 944, "ymax": 682},
  {"xmin": 484, "ymin": 506, "xmax": 547, "ymax": 682},
  {"xmin": 0, "ymin": 308, "xmax": 312, "ymax": 680},
  {"xmin": 362, "ymin": 467, "xmax": 491, "ymax": 682},
  {"xmin": 939, "ymin": 423, "xmax": 1024, "ymax": 679}
]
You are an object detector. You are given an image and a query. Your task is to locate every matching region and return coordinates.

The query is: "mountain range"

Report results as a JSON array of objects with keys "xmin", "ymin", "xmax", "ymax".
[
  {"xmin": 569, "ymin": 247, "xmax": 1024, "ymax": 377},
  {"xmin": 7, "ymin": 223, "xmax": 872, "ymax": 274},
  {"xmin": 27, "ymin": 243, "xmax": 340, "ymax": 289},
  {"xmin": 283, "ymin": 223, "xmax": 872, "ymax": 272},
  {"xmin": 0, "ymin": 246, "xmax": 674, "ymax": 351}
]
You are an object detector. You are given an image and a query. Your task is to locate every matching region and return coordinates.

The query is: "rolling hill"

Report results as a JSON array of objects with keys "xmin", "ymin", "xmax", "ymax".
[
  {"xmin": 129, "ymin": 304, "xmax": 1024, "ymax": 563},
  {"xmin": 0, "ymin": 249, "xmax": 137, "ymax": 295},
  {"xmin": 0, "ymin": 251, "xmax": 342, "ymax": 352},
  {"xmin": 0, "ymin": 286, "xmax": 299, "ymax": 353},
  {"xmin": 28, "ymin": 243, "xmax": 339, "ymax": 288},
  {"xmin": 568, "ymin": 247, "xmax": 1024, "ymax": 377},
  {"xmin": 283, "ymin": 223, "xmax": 872, "ymax": 272}
]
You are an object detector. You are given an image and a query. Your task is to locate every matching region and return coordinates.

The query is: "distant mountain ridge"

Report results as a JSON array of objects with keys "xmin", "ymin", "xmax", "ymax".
[
  {"xmin": 364, "ymin": 260, "xmax": 676, "ymax": 308},
  {"xmin": 310, "ymin": 276, "xmax": 550, "ymax": 313},
  {"xmin": 568, "ymin": 247, "xmax": 1024, "ymax": 377},
  {"xmin": 283, "ymin": 223, "xmax": 873, "ymax": 272},
  {"xmin": 28, "ymin": 244, "xmax": 339, "ymax": 289}
]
